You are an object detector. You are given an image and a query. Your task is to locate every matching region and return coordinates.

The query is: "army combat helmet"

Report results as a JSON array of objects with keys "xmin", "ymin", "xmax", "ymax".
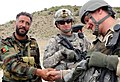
[
  {"xmin": 54, "ymin": 8, "xmax": 74, "ymax": 26},
  {"xmin": 79, "ymin": 0, "xmax": 116, "ymax": 36},
  {"xmin": 79, "ymin": 0, "xmax": 115, "ymax": 24}
]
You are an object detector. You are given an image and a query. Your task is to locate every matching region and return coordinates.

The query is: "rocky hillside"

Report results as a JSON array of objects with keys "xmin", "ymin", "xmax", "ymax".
[
  {"xmin": 0, "ymin": 6, "xmax": 120, "ymax": 82},
  {"xmin": 0, "ymin": 5, "xmax": 120, "ymax": 41}
]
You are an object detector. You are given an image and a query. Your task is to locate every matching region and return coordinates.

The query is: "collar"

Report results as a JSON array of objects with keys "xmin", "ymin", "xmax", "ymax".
[
  {"xmin": 98, "ymin": 19, "xmax": 120, "ymax": 42},
  {"xmin": 60, "ymin": 33, "xmax": 76, "ymax": 42},
  {"xmin": 13, "ymin": 32, "xmax": 30, "ymax": 44}
]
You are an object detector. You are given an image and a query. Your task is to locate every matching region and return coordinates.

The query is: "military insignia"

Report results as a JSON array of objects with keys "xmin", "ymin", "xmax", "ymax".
[
  {"xmin": 1, "ymin": 45, "xmax": 9, "ymax": 53},
  {"xmin": 61, "ymin": 10, "xmax": 69, "ymax": 18}
]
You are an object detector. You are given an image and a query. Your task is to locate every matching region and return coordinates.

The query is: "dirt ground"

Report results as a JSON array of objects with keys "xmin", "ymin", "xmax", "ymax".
[{"xmin": 38, "ymin": 39, "xmax": 49, "ymax": 68}]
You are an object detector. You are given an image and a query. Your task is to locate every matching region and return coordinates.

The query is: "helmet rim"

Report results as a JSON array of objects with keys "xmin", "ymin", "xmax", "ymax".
[{"xmin": 79, "ymin": 0, "xmax": 112, "ymax": 24}]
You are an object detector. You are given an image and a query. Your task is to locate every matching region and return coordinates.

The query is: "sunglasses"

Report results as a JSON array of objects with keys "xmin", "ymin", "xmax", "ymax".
[{"xmin": 57, "ymin": 19, "xmax": 72, "ymax": 25}]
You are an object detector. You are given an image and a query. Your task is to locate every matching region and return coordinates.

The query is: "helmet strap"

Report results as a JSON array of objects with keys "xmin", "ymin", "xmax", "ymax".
[{"xmin": 88, "ymin": 13, "xmax": 110, "ymax": 37}]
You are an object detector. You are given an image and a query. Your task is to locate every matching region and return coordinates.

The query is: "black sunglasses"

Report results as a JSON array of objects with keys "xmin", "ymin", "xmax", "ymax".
[{"xmin": 57, "ymin": 19, "xmax": 72, "ymax": 25}]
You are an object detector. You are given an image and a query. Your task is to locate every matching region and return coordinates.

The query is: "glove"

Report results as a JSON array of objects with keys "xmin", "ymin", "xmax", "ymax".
[
  {"xmin": 61, "ymin": 48, "xmax": 76, "ymax": 60},
  {"xmin": 88, "ymin": 51, "xmax": 118, "ymax": 71},
  {"xmin": 65, "ymin": 60, "xmax": 88, "ymax": 82},
  {"xmin": 75, "ymin": 59, "xmax": 88, "ymax": 70}
]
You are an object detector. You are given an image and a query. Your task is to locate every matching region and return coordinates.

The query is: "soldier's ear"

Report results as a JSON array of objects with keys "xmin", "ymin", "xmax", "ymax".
[
  {"xmin": 56, "ymin": 23, "xmax": 60, "ymax": 29},
  {"xmin": 96, "ymin": 8, "xmax": 103, "ymax": 15},
  {"xmin": 55, "ymin": 22, "xmax": 58, "ymax": 28}
]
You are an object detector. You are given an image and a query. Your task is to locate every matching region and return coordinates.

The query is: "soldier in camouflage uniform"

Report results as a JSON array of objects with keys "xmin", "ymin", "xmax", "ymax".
[
  {"xmin": 43, "ymin": 9, "xmax": 91, "ymax": 82},
  {"xmin": 46, "ymin": 0, "xmax": 120, "ymax": 82},
  {"xmin": 65, "ymin": 0, "xmax": 120, "ymax": 81},
  {"xmin": 0, "ymin": 12, "xmax": 54, "ymax": 82}
]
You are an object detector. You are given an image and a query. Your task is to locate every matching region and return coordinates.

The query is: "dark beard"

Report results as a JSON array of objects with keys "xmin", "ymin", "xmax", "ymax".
[{"xmin": 16, "ymin": 26, "xmax": 28, "ymax": 37}]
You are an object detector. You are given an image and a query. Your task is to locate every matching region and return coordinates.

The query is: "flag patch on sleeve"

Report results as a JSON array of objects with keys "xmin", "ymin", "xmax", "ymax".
[{"xmin": 1, "ymin": 45, "xmax": 9, "ymax": 53}]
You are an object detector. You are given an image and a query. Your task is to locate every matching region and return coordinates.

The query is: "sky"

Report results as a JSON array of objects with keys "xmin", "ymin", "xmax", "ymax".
[{"xmin": 0, "ymin": 0, "xmax": 120, "ymax": 24}]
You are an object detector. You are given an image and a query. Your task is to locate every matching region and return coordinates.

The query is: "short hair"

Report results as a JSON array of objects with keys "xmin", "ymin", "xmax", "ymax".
[{"xmin": 16, "ymin": 12, "xmax": 32, "ymax": 22}]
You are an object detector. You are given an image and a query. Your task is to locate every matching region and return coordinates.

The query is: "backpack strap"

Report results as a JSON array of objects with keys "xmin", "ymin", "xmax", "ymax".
[
  {"xmin": 57, "ymin": 34, "xmax": 86, "ymax": 61},
  {"xmin": 29, "ymin": 38, "xmax": 41, "ymax": 68}
]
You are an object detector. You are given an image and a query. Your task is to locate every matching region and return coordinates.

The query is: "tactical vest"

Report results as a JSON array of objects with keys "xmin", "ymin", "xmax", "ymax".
[
  {"xmin": 82, "ymin": 24, "xmax": 120, "ymax": 82},
  {"xmin": 57, "ymin": 34, "xmax": 86, "ymax": 61},
  {"xmin": 68, "ymin": 24, "xmax": 120, "ymax": 82},
  {"xmin": 53, "ymin": 33, "xmax": 88, "ymax": 70},
  {"xmin": 1, "ymin": 36, "xmax": 41, "ymax": 82}
]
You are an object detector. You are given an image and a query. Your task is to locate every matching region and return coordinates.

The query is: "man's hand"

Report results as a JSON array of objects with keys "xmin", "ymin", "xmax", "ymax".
[
  {"xmin": 88, "ymin": 51, "xmax": 118, "ymax": 71},
  {"xmin": 36, "ymin": 68, "xmax": 55, "ymax": 81},
  {"xmin": 46, "ymin": 70, "xmax": 61, "ymax": 80},
  {"xmin": 61, "ymin": 48, "xmax": 76, "ymax": 60}
]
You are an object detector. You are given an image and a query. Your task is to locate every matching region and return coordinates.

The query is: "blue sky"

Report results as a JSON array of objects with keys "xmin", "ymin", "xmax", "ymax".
[{"xmin": 0, "ymin": 0, "xmax": 119, "ymax": 24}]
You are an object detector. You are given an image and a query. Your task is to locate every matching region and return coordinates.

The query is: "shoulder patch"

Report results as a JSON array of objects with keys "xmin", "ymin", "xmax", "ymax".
[{"xmin": 1, "ymin": 45, "xmax": 9, "ymax": 53}]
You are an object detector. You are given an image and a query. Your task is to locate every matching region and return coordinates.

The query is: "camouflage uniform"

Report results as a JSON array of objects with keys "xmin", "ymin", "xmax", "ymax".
[
  {"xmin": 43, "ymin": 8, "xmax": 91, "ymax": 82},
  {"xmin": 43, "ymin": 33, "xmax": 91, "ymax": 70},
  {"xmin": 64, "ymin": 0, "xmax": 120, "ymax": 81},
  {"xmin": 65, "ymin": 20, "xmax": 120, "ymax": 82},
  {"xmin": 0, "ymin": 33, "xmax": 42, "ymax": 82}
]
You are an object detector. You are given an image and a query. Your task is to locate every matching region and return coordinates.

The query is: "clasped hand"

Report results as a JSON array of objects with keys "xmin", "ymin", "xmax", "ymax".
[{"xmin": 36, "ymin": 68, "xmax": 61, "ymax": 81}]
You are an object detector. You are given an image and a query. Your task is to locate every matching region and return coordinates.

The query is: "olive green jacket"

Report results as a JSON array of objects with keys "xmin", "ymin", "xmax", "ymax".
[{"xmin": 0, "ymin": 33, "xmax": 42, "ymax": 82}]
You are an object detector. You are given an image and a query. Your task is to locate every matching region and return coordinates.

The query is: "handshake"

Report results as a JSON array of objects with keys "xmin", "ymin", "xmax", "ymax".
[
  {"xmin": 36, "ymin": 51, "xmax": 119, "ymax": 81},
  {"xmin": 36, "ymin": 68, "xmax": 62, "ymax": 81}
]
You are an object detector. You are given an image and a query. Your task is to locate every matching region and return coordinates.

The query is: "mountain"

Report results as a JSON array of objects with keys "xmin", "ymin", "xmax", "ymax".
[{"xmin": 0, "ymin": 5, "xmax": 120, "ymax": 41}]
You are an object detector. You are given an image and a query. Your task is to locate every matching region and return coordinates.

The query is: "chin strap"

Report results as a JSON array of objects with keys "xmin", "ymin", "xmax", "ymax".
[
  {"xmin": 87, "ymin": 13, "xmax": 111, "ymax": 37},
  {"xmin": 88, "ymin": 13, "xmax": 111, "ymax": 51}
]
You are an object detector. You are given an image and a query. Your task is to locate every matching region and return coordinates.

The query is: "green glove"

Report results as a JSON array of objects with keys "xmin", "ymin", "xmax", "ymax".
[{"xmin": 88, "ymin": 51, "xmax": 118, "ymax": 71}]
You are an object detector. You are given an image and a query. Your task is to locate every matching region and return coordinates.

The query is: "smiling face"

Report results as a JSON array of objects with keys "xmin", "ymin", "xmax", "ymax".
[
  {"xmin": 15, "ymin": 15, "xmax": 31, "ymax": 37},
  {"xmin": 56, "ymin": 19, "xmax": 73, "ymax": 33}
]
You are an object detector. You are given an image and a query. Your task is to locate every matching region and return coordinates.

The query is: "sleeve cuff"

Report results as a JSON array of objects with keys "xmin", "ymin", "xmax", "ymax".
[{"xmin": 27, "ymin": 67, "xmax": 37, "ymax": 78}]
